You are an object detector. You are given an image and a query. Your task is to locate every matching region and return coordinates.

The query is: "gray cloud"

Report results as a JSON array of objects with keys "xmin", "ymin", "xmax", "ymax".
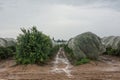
[
  {"xmin": 0, "ymin": 0, "xmax": 120, "ymax": 9},
  {"xmin": 0, "ymin": 2, "xmax": 3, "ymax": 10},
  {"xmin": 28, "ymin": 0, "xmax": 120, "ymax": 11},
  {"xmin": 0, "ymin": 0, "xmax": 120, "ymax": 40}
]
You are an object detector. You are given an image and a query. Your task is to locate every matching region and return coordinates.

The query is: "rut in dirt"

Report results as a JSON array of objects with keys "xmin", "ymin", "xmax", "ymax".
[{"xmin": 51, "ymin": 47, "xmax": 73, "ymax": 78}]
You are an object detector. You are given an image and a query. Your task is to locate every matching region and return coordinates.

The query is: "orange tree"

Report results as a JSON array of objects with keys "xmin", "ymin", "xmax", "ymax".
[{"xmin": 16, "ymin": 27, "xmax": 52, "ymax": 64}]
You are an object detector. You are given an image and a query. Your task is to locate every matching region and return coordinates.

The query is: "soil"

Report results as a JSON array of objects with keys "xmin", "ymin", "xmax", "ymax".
[{"xmin": 0, "ymin": 55, "xmax": 120, "ymax": 80}]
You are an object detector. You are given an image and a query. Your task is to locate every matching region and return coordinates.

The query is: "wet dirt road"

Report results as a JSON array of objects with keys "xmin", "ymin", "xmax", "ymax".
[{"xmin": 0, "ymin": 54, "xmax": 120, "ymax": 80}]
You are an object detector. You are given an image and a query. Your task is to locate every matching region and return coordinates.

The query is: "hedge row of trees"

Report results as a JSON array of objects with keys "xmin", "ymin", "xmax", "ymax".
[
  {"xmin": 103, "ymin": 47, "xmax": 120, "ymax": 56},
  {"xmin": 0, "ymin": 46, "xmax": 16, "ymax": 60},
  {"xmin": 0, "ymin": 27, "xmax": 91, "ymax": 65},
  {"xmin": 4, "ymin": 26, "xmax": 120, "ymax": 65},
  {"xmin": 0, "ymin": 27, "xmax": 54, "ymax": 65}
]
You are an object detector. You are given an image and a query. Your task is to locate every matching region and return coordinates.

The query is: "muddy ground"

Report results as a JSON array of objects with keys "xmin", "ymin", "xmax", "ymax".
[{"xmin": 0, "ymin": 55, "xmax": 120, "ymax": 80}]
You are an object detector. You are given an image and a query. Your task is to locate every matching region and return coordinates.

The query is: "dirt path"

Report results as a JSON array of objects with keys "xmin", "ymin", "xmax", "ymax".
[
  {"xmin": 51, "ymin": 47, "xmax": 73, "ymax": 78},
  {"xmin": 0, "ymin": 53, "xmax": 120, "ymax": 79}
]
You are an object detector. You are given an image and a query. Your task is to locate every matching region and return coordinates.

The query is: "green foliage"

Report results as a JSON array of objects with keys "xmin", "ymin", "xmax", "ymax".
[
  {"xmin": 104, "ymin": 47, "xmax": 120, "ymax": 56},
  {"xmin": 58, "ymin": 44, "xmax": 90, "ymax": 65},
  {"xmin": 75, "ymin": 58, "xmax": 90, "ymax": 65},
  {"xmin": 48, "ymin": 43, "xmax": 90, "ymax": 65},
  {"xmin": 0, "ymin": 46, "xmax": 16, "ymax": 60},
  {"xmin": 59, "ymin": 44, "xmax": 76, "ymax": 64},
  {"xmin": 63, "ymin": 45, "xmax": 75, "ymax": 59},
  {"xmin": 49, "ymin": 45, "xmax": 60, "ymax": 59},
  {"xmin": 8, "ymin": 46, "xmax": 16, "ymax": 53},
  {"xmin": 16, "ymin": 27, "xmax": 52, "ymax": 64}
]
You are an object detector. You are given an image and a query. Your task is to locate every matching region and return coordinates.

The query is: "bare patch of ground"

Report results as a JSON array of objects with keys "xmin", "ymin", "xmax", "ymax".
[{"xmin": 0, "ymin": 55, "xmax": 120, "ymax": 80}]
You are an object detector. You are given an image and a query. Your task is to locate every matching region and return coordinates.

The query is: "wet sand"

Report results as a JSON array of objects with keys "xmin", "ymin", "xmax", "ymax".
[{"xmin": 0, "ymin": 55, "xmax": 120, "ymax": 80}]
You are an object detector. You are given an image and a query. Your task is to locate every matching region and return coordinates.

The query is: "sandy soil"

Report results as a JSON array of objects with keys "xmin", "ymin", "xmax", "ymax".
[{"xmin": 0, "ymin": 55, "xmax": 120, "ymax": 80}]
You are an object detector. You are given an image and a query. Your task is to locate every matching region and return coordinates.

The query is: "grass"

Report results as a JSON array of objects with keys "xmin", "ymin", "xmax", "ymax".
[{"xmin": 75, "ymin": 58, "xmax": 90, "ymax": 65}]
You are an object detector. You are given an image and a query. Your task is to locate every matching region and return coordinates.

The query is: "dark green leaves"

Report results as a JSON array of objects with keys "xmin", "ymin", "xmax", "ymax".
[
  {"xmin": 0, "ymin": 46, "xmax": 15, "ymax": 60},
  {"xmin": 16, "ymin": 27, "xmax": 52, "ymax": 64}
]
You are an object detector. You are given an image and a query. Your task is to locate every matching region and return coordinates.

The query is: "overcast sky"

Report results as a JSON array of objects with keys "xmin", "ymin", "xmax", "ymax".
[{"xmin": 0, "ymin": 0, "xmax": 120, "ymax": 40}]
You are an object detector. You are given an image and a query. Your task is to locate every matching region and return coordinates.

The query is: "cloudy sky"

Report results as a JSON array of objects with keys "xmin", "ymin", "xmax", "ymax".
[{"xmin": 0, "ymin": 0, "xmax": 120, "ymax": 40}]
